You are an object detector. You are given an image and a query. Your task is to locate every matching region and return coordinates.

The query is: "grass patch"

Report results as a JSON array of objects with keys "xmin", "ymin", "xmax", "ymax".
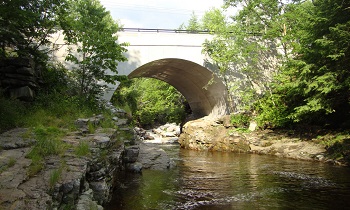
[
  {"xmin": 27, "ymin": 155, "xmax": 45, "ymax": 177},
  {"xmin": 88, "ymin": 121, "xmax": 96, "ymax": 134},
  {"xmin": 7, "ymin": 157, "xmax": 16, "ymax": 167},
  {"xmin": 0, "ymin": 157, "xmax": 17, "ymax": 174},
  {"xmin": 229, "ymin": 127, "xmax": 251, "ymax": 134},
  {"xmin": 49, "ymin": 168, "xmax": 62, "ymax": 190},
  {"xmin": 26, "ymin": 126, "xmax": 68, "ymax": 176},
  {"xmin": 74, "ymin": 141, "xmax": 90, "ymax": 157}
]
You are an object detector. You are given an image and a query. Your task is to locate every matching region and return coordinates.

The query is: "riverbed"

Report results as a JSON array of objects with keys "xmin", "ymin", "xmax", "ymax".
[{"xmin": 106, "ymin": 143, "xmax": 350, "ymax": 209}]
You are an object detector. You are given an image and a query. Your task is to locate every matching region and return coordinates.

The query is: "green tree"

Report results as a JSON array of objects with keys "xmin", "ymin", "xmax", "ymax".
[
  {"xmin": 202, "ymin": 7, "xmax": 279, "ymax": 112},
  {"xmin": 178, "ymin": 11, "xmax": 202, "ymax": 32},
  {"xmin": 201, "ymin": 8, "xmax": 227, "ymax": 33},
  {"xmin": 60, "ymin": 0, "xmax": 127, "ymax": 99},
  {"xmin": 278, "ymin": 0, "xmax": 350, "ymax": 126},
  {"xmin": 0, "ymin": 0, "xmax": 67, "ymax": 59}
]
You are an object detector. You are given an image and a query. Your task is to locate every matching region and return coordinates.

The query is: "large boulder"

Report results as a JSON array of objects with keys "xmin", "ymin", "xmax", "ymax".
[
  {"xmin": 0, "ymin": 57, "xmax": 40, "ymax": 101},
  {"xmin": 179, "ymin": 117, "xmax": 250, "ymax": 152}
]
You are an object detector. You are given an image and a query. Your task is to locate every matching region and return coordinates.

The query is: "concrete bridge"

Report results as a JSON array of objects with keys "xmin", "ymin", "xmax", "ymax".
[{"xmin": 104, "ymin": 28, "xmax": 229, "ymax": 117}]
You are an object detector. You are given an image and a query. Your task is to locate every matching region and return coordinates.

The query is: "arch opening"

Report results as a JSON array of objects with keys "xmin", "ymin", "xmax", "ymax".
[{"xmin": 128, "ymin": 58, "xmax": 229, "ymax": 118}]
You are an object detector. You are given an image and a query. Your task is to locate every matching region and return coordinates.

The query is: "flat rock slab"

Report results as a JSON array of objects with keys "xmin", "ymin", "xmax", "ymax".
[
  {"xmin": 0, "ymin": 128, "xmax": 35, "ymax": 149},
  {"xmin": 137, "ymin": 143, "xmax": 173, "ymax": 170}
]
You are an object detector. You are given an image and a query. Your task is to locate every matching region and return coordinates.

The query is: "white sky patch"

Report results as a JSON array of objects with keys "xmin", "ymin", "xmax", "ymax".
[{"xmin": 99, "ymin": 0, "xmax": 230, "ymax": 29}]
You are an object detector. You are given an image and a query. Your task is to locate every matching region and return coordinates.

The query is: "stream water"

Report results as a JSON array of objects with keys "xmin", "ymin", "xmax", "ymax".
[{"xmin": 106, "ymin": 144, "xmax": 350, "ymax": 210}]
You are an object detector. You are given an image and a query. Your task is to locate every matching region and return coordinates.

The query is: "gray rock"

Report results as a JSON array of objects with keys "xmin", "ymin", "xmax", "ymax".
[
  {"xmin": 1, "ymin": 78, "xmax": 38, "ymax": 88},
  {"xmin": 248, "ymin": 121, "xmax": 258, "ymax": 131},
  {"xmin": 89, "ymin": 181, "xmax": 108, "ymax": 204},
  {"xmin": 93, "ymin": 136, "xmax": 110, "ymax": 148},
  {"xmin": 9, "ymin": 86, "xmax": 34, "ymax": 101},
  {"xmin": 137, "ymin": 143, "xmax": 172, "ymax": 170},
  {"xmin": 144, "ymin": 133, "xmax": 155, "ymax": 140},
  {"xmin": 115, "ymin": 118, "xmax": 128, "ymax": 126},
  {"xmin": 126, "ymin": 162, "xmax": 143, "ymax": 173},
  {"xmin": 76, "ymin": 189, "xmax": 103, "ymax": 210},
  {"xmin": 75, "ymin": 118, "xmax": 89, "ymax": 128},
  {"xmin": 0, "ymin": 128, "xmax": 35, "ymax": 150},
  {"xmin": 164, "ymin": 132, "xmax": 176, "ymax": 137},
  {"xmin": 123, "ymin": 146, "xmax": 140, "ymax": 163}
]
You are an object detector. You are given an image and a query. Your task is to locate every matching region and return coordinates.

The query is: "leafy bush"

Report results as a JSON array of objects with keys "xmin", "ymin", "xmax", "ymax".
[
  {"xmin": 112, "ymin": 78, "xmax": 187, "ymax": 127},
  {"xmin": 0, "ymin": 94, "xmax": 27, "ymax": 133},
  {"xmin": 254, "ymin": 93, "xmax": 291, "ymax": 129},
  {"xmin": 230, "ymin": 113, "xmax": 251, "ymax": 128}
]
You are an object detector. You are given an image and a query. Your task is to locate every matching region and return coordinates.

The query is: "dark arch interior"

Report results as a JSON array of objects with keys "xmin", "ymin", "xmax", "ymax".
[{"xmin": 128, "ymin": 58, "xmax": 228, "ymax": 117}]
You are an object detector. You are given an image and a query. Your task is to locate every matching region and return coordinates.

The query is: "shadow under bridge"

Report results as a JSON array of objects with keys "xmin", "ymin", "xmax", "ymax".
[{"xmin": 128, "ymin": 58, "xmax": 229, "ymax": 117}]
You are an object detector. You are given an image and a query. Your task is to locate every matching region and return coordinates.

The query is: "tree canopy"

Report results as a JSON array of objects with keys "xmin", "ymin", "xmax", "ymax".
[
  {"xmin": 60, "ymin": 0, "xmax": 127, "ymax": 99},
  {"xmin": 0, "ymin": 0, "xmax": 67, "ymax": 59},
  {"xmin": 184, "ymin": 0, "xmax": 350, "ymax": 128}
]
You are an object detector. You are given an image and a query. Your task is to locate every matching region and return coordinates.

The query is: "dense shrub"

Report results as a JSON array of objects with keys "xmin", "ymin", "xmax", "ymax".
[
  {"xmin": 112, "ymin": 78, "xmax": 188, "ymax": 127},
  {"xmin": 0, "ymin": 93, "xmax": 27, "ymax": 133}
]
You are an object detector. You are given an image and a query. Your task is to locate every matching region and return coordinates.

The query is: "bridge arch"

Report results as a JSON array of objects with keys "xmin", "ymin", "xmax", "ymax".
[
  {"xmin": 128, "ymin": 58, "xmax": 228, "ymax": 117},
  {"xmin": 50, "ymin": 30, "xmax": 229, "ymax": 116}
]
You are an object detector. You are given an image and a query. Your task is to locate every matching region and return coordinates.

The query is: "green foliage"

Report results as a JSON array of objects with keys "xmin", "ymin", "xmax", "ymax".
[
  {"xmin": 112, "ymin": 79, "xmax": 138, "ymax": 114},
  {"xmin": 0, "ymin": 94, "xmax": 27, "ymax": 133},
  {"xmin": 266, "ymin": 0, "xmax": 350, "ymax": 127},
  {"xmin": 316, "ymin": 134, "xmax": 350, "ymax": 163},
  {"xmin": 230, "ymin": 113, "xmax": 251, "ymax": 128},
  {"xmin": 26, "ymin": 126, "xmax": 68, "ymax": 176},
  {"xmin": 88, "ymin": 122, "xmax": 96, "ymax": 134},
  {"xmin": 205, "ymin": 0, "xmax": 350, "ymax": 128},
  {"xmin": 29, "ymin": 126, "xmax": 67, "ymax": 156},
  {"xmin": 74, "ymin": 141, "xmax": 91, "ymax": 157},
  {"xmin": 100, "ymin": 110, "xmax": 119, "ymax": 129},
  {"xmin": 7, "ymin": 157, "xmax": 16, "ymax": 168},
  {"xmin": 178, "ymin": 11, "xmax": 202, "ymax": 31},
  {"xmin": 27, "ymin": 154, "xmax": 45, "ymax": 177},
  {"xmin": 229, "ymin": 127, "xmax": 250, "ymax": 134},
  {"xmin": 112, "ymin": 78, "xmax": 187, "ymax": 127},
  {"xmin": 0, "ymin": 157, "xmax": 17, "ymax": 174},
  {"xmin": 0, "ymin": 60, "xmax": 105, "ymax": 133},
  {"xmin": 254, "ymin": 93, "xmax": 290, "ymax": 128},
  {"xmin": 49, "ymin": 168, "xmax": 62, "ymax": 189},
  {"xmin": 201, "ymin": 6, "xmax": 279, "ymax": 113},
  {"xmin": 0, "ymin": 0, "xmax": 68, "ymax": 58},
  {"xmin": 60, "ymin": 0, "xmax": 127, "ymax": 99}
]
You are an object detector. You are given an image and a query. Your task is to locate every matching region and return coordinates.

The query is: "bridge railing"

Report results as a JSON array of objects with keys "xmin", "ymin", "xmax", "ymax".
[{"xmin": 120, "ymin": 28, "xmax": 212, "ymax": 34}]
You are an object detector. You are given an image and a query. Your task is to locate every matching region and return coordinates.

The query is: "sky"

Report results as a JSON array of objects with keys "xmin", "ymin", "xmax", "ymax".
[{"xmin": 99, "ymin": 0, "xmax": 228, "ymax": 29}]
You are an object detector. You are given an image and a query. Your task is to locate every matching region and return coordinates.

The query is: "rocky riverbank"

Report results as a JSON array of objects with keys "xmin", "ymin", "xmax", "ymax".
[
  {"xmin": 0, "ymin": 105, "xmax": 180, "ymax": 209},
  {"xmin": 0, "ymin": 106, "xmax": 133, "ymax": 209},
  {"xmin": 179, "ymin": 116, "xmax": 349, "ymax": 166},
  {"xmin": 123, "ymin": 123, "xmax": 180, "ymax": 172},
  {"xmin": 1, "ymin": 112, "xmax": 348, "ymax": 209}
]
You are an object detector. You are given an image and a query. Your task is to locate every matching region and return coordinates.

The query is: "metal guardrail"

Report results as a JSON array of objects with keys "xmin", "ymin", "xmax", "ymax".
[
  {"xmin": 119, "ymin": 28, "xmax": 263, "ymax": 36},
  {"xmin": 119, "ymin": 27, "xmax": 212, "ymax": 34}
]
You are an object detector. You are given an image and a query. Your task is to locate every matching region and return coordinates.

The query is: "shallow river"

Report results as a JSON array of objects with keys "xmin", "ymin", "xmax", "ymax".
[{"xmin": 106, "ymin": 144, "xmax": 350, "ymax": 210}]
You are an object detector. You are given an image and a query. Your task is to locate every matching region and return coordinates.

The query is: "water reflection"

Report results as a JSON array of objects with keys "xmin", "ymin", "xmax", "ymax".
[{"xmin": 107, "ymin": 146, "xmax": 350, "ymax": 210}]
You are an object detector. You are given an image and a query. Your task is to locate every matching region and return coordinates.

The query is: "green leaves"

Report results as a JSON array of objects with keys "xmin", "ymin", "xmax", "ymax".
[
  {"xmin": 0, "ymin": 0, "xmax": 68, "ymax": 58},
  {"xmin": 113, "ymin": 78, "xmax": 186, "ymax": 127},
  {"xmin": 269, "ymin": 0, "xmax": 350, "ymax": 126},
  {"xmin": 61, "ymin": 0, "xmax": 127, "ymax": 99},
  {"xmin": 201, "ymin": 0, "xmax": 350, "ymax": 128}
]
